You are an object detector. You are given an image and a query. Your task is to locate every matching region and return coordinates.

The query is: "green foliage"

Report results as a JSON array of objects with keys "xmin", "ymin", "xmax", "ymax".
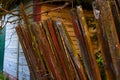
[
  {"xmin": 0, "ymin": 73, "xmax": 8, "ymax": 80},
  {"xmin": 96, "ymin": 51, "xmax": 107, "ymax": 80},
  {"xmin": 96, "ymin": 51, "xmax": 104, "ymax": 68}
]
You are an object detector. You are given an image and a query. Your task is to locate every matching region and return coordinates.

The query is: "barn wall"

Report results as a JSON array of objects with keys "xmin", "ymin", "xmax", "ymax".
[{"xmin": 3, "ymin": 1, "xmax": 33, "ymax": 80}]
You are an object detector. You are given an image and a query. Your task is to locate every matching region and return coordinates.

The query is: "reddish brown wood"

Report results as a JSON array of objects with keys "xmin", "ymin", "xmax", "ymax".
[
  {"xmin": 18, "ymin": 4, "xmax": 50, "ymax": 80},
  {"xmin": 56, "ymin": 20, "xmax": 86, "ymax": 80},
  {"xmin": 34, "ymin": 22, "xmax": 63, "ymax": 80},
  {"xmin": 71, "ymin": 8, "xmax": 101, "ymax": 80},
  {"xmin": 47, "ymin": 19, "xmax": 71, "ymax": 80},
  {"xmin": 42, "ymin": 20, "xmax": 67, "ymax": 79},
  {"xmin": 16, "ymin": 26, "xmax": 36, "ymax": 80},
  {"xmin": 53, "ymin": 21, "xmax": 77, "ymax": 80},
  {"xmin": 33, "ymin": 0, "xmax": 41, "ymax": 22},
  {"xmin": 16, "ymin": 25, "xmax": 42, "ymax": 80}
]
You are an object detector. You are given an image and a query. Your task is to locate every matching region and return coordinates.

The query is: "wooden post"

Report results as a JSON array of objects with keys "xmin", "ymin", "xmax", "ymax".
[{"xmin": 33, "ymin": 0, "xmax": 41, "ymax": 22}]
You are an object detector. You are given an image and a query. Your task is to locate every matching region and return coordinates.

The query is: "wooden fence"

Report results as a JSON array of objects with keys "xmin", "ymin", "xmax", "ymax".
[{"xmin": 15, "ymin": 0, "xmax": 120, "ymax": 80}]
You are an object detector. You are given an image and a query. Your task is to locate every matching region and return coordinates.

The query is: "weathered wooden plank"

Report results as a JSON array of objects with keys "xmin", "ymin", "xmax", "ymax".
[
  {"xmin": 56, "ymin": 20, "xmax": 86, "ymax": 80},
  {"xmin": 16, "ymin": 26, "xmax": 36, "ymax": 80},
  {"xmin": 16, "ymin": 26, "xmax": 41, "ymax": 80},
  {"xmin": 42, "ymin": 20, "xmax": 66, "ymax": 79},
  {"xmin": 77, "ymin": 6, "xmax": 101, "ymax": 80},
  {"xmin": 46, "ymin": 19, "xmax": 73, "ymax": 80},
  {"xmin": 34, "ymin": 22, "xmax": 63, "ymax": 80},
  {"xmin": 96, "ymin": 0, "xmax": 120, "ymax": 79},
  {"xmin": 110, "ymin": 1, "xmax": 120, "ymax": 43},
  {"xmin": 54, "ymin": 20, "xmax": 78, "ymax": 80}
]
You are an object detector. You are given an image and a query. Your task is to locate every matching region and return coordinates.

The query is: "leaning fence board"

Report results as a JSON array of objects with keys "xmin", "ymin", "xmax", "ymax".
[
  {"xmin": 97, "ymin": 0, "xmax": 120, "ymax": 79},
  {"xmin": 47, "ymin": 19, "xmax": 73, "ymax": 80},
  {"xmin": 16, "ymin": 26, "xmax": 36, "ymax": 80},
  {"xmin": 42, "ymin": 20, "xmax": 67, "ymax": 79},
  {"xmin": 77, "ymin": 6, "xmax": 101, "ymax": 80},
  {"xmin": 110, "ymin": 1, "xmax": 120, "ymax": 42},
  {"xmin": 56, "ymin": 20, "xmax": 86, "ymax": 80},
  {"xmin": 16, "ymin": 26, "xmax": 46, "ymax": 80}
]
